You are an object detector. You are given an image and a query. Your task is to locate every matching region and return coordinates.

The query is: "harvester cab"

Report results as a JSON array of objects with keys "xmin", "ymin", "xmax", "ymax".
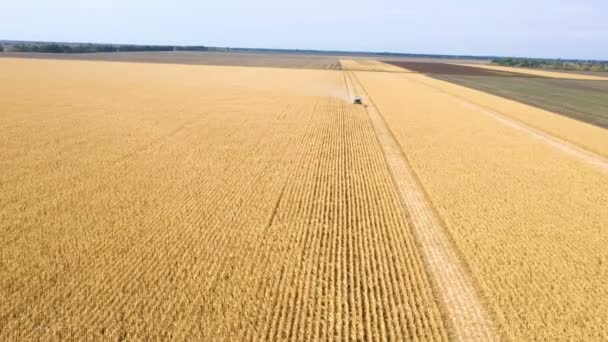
[{"xmin": 353, "ymin": 96, "xmax": 363, "ymax": 105}]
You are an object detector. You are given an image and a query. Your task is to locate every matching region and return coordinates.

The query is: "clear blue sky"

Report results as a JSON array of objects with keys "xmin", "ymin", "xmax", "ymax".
[{"xmin": 3, "ymin": 0, "xmax": 607, "ymax": 60}]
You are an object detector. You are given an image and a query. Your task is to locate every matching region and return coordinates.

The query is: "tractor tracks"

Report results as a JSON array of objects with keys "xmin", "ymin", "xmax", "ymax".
[{"xmin": 344, "ymin": 71, "xmax": 498, "ymax": 341}]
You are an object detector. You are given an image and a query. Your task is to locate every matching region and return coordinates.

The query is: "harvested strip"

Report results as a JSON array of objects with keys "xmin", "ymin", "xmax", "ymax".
[
  {"xmin": 256, "ymin": 95, "xmax": 448, "ymax": 341},
  {"xmin": 0, "ymin": 51, "xmax": 341, "ymax": 70},
  {"xmin": 453, "ymin": 63, "xmax": 608, "ymax": 80},
  {"xmin": 345, "ymin": 71, "xmax": 498, "ymax": 341},
  {"xmin": 340, "ymin": 59, "xmax": 406, "ymax": 72}
]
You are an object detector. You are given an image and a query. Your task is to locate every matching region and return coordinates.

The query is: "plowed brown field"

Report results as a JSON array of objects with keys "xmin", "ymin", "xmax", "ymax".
[
  {"xmin": 384, "ymin": 61, "xmax": 526, "ymax": 76},
  {"xmin": 0, "ymin": 58, "xmax": 447, "ymax": 340},
  {"xmin": 454, "ymin": 63, "xmax": 608, "ymax": 80}
]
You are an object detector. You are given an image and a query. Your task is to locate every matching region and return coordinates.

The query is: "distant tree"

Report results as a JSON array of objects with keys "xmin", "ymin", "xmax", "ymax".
[
  {"xmin": 492, "ymin": 57, "xmax": 607, "ymax": 72},
  {"xmin": 175, "ymin": 46, "xmax": 209, "ymax": 51}
]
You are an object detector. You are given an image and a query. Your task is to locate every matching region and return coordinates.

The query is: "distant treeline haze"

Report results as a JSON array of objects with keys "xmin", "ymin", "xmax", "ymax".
[
  {"xmin": 493, "ymin": 57, "xmax": 608, "ymax": 72},
  {"xmin": 1, "ymin": 43, "xmax": 209, "ymax": 53}
]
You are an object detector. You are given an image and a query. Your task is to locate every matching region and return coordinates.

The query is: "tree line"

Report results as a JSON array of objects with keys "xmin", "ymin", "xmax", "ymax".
[
  {"xmin": 1, "ymin": 43, "xmax": 209, "ymax": 53},
  {"xmin": 493, "ymin": 57, "xmax": 608, "ymax": 72}
]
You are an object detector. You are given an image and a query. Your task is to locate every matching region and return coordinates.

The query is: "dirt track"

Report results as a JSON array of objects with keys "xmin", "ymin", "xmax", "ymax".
[{"xmin": 345, "ymin": 71, "xmax": 498, "ymax": 340}]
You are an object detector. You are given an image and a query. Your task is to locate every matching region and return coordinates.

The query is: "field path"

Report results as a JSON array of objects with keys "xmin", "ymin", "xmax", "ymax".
[
  {"xmin": 407, "ymin": 75, "xmax": 608, "ymax": 174},
  {"xmin": 345, "ymin": 71, "xmax": 498, "ymax": 341}
]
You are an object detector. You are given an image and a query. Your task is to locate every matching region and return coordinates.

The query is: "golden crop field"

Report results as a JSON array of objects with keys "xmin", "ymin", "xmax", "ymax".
[
  {"xmin": 3, "ymin": 56, "xmax": 608, "ymax": 340},
  {"xmin": 407, "ymin": 72, "xmax": 608, "ymax": 160},
  {"xmin": 356, "ymin": 69, "xmax": 608, "ymax": 340},
  {"xmin": 0, "ymin": 58, "xmax": 447, "ymax": 340}
]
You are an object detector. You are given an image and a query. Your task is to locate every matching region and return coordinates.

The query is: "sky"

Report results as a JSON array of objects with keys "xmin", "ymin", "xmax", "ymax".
[{"xmin": 2, "ymin": 0, "xmax": 607, "ymax": 60}]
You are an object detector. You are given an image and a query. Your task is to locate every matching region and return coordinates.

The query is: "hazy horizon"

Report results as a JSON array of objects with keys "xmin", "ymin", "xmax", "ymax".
[{"xmin": 3, "ymin": 0, "xmax": 607, "ymax": 60}]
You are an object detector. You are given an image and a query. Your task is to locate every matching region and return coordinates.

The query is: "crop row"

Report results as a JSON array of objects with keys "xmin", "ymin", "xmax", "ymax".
[{"xmin": 0, "ymin": 58, "xmax": 447, "ymax": 340}]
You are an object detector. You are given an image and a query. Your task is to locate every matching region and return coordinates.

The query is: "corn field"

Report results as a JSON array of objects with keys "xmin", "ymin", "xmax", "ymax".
[{"xmin": 1, "ymin": 57, "xmax": 607, "ymax": 340}]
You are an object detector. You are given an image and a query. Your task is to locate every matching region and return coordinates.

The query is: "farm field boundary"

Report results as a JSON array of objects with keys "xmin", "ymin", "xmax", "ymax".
[
  {"xmin": 344, "ymin": 71, "xmax": 498, "ymax": 341},
  {"xmin": 340, "ymin": 59, "xmax": 408, "ymax": 72},
  {"xmin": 404, "ymin": 74, "xmax": 608, "ymax": 174},
  {"xmin": 453, "ymin": 63, "xmax": 608, "ymax": 80},
  {"xmin": 433, "ymin": 75, "xmax": 608, "ymax": 129},
  {"xmin": 383, "ymin": 61, "xmax": 529, "ymax": 77}
]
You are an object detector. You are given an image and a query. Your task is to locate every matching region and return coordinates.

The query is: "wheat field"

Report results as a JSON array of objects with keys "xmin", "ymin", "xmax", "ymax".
[
  {"xmin": 356, "ymin": 69, "xmax": 608, "ymax": 340},
  {"xmin": 0, "ymin": 58, "xmax": 447, "ymax": 340}
]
